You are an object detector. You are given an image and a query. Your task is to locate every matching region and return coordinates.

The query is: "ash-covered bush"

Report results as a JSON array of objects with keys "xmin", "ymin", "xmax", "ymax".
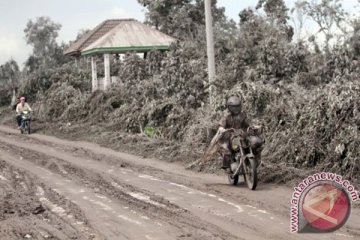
[
  {"xmin": 19, "ymin": 62, "xmax": 91, "ymax": 101},
  {"xmin": 17, "ymin": 0, "xmax": 360, "ymax": 184}
]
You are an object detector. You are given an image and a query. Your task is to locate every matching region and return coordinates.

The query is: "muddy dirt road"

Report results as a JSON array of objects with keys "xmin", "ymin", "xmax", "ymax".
[{"xmin": 0, "ymin": 125, "xmax": 359, "ymax": 240}]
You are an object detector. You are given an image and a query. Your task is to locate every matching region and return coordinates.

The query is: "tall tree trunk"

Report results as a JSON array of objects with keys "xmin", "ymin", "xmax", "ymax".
[{"xmin": 10, "ymin": 88, "xmax": 16, "ymax": 106}]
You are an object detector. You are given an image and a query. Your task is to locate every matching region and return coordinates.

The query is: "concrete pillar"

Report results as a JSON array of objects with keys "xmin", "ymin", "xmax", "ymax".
[
  {"xmin": 104, "ymin": 53, "xmax": 111, "ymax": 90},
  {"xmin": 91, "ymin": 56, "xmax": 98, "ymax": 92}
]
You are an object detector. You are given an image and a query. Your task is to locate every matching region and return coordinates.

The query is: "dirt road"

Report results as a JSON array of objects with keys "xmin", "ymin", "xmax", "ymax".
[{"xmin": 0, "ymin": 125, "xmax": 359, "ymax": 240}]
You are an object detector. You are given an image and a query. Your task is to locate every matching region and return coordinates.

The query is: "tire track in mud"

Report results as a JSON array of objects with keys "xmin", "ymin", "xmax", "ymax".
[
  {"xmin": 0, "ymin": 126, "xmax": 302, "ymax": 218},
  {"xmin": 0, "ymin": 127, "xmax": 285, "ymax": 218},
  {"xmin": 0, "ymin": 132, "xmax": 302, "ymax": 239},
  {"xmin": 0, "ymin": 127, "xmax": 359, "ymax": 240},
  {"xmin": 0, "ymin": 152, "xmax": 188, "ymax": 240},
  {"xmin": 0, "ymin": 136, "xmax": 238, "ymax": 240},
  {"xmin": 0, "ymin": 159, "xmax": 102, "ymax": 240}
]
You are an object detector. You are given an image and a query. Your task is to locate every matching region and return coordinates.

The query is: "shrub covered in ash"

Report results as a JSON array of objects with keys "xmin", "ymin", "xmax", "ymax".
[
  {"xmin": 19, "ymin": 63, "xmax": 91, "ymax": 102},
  {"xmin": 23, "ymin": 33, "xmax": 360, "ymax": 185},
  {"xmin": 17, "ymin": 0, "xmax": 360, "ymax": 184}
]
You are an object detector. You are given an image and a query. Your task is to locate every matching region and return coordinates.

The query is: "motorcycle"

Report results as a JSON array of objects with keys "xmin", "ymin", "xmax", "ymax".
[
  {"xmin": 20, "ymin": 110, "xmax": 31, "ymax": 134},
  {"xmin": 225, "ymin": 126, "xmax": 263, "ymax": 190}
]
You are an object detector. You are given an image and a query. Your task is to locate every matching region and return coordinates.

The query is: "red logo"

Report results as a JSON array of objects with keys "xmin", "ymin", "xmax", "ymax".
[{"xmin": 301, "ymin": 183, "xmax": 351, "ymax": 232}]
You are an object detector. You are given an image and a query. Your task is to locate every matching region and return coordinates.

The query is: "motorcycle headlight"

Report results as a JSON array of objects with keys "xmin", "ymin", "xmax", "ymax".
[{"xmin": 232, "ymin": 144, "xmax": 239, "ymax": 151}]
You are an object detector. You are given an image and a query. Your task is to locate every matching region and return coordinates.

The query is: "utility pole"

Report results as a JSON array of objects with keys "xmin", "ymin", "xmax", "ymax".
[{"xmin": 204, "ymin": 0, "xmax": 216, "ymax": 106}]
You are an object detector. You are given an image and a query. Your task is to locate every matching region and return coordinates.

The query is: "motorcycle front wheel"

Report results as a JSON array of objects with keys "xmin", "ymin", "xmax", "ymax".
[
  {"xmin": 26, "ymin": 121, "xmax": 31, "ymax": 134},
  {"xmin": 227, "ymin": 173, "xmax": 239, "ymax": 185},
  {"xmin": 243, "ymin": 158, "xmax": 257, "ymax": 190}
]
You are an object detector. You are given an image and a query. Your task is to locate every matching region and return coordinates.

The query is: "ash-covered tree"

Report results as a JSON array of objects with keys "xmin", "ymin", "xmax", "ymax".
[
  {"xmin": 349, "ymin": 19, "xmax": 360, "ymax": 59},
  {"xmin": 137, "ymin": 0, "xmax": 238, "ymax": 100},
  {"xmin": 0, "ymin": 59, "xmax": 20, "ymax": 106},
  {"xmin": 137, "ymin": 0, "xmax": 235, "ymax": 44},
  {"xmin": 255, "ymin": 0, "xmax": 294, "ymax": 41},
  {"xmin": 299, "ymin": 0, "xmax": 348, "ymax": 55},
  {"xmin": 290, "ymin": 0, "xmax": 308, "ymax": 42},
  {"xmin": 24, "ymin": 16, "xmax": 66, "ymax": 71},
  {"xmin": 75, "ymin": 29, "xmax": 91, "ymax": 41},
  {"xmin": 229, "ymin": 1, "xmax": 310, "ymax": 84}
]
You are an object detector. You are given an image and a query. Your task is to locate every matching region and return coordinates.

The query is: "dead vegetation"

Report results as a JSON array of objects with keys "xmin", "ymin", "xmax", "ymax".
[
  {"xmin": 18, "ymin": 43, "xmax": 358, "ymax": 186},
  {"xmin": 4, "ymin": 1, "xmax": 360, "ymax": 185}
]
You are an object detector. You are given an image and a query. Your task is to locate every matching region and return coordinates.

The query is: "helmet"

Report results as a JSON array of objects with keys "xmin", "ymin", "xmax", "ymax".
[{"xmin": 227, "ymin": 96, "xmax": 242, "ymax": 115}]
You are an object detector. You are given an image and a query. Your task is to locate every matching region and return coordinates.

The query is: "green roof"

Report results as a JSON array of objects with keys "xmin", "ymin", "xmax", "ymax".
[{"xmin": 81, "ymin": 45, "xmax": 170, "ymax": 56}]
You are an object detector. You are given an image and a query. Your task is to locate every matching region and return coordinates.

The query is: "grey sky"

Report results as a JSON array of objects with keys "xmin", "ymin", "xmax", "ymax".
[{"xmin": 0, "ymin": 0, "xmax": 359, "ymax": 67}]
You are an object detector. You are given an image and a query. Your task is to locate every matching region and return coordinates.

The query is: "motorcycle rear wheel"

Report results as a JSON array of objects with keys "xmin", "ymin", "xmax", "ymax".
[{"xmin": 243, "ymin": 158, "xmax": 257, "ymax": 190}]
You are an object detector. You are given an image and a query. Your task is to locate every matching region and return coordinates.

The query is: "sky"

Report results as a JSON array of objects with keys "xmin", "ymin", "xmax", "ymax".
[{"xmin": 0, "ymin": 0, "xmax": 359, "ymax": 67}]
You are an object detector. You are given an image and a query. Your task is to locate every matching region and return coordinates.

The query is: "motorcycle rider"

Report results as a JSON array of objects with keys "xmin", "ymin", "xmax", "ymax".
[
  {"xmin": 16, "ymin": 96, "xmax": 32, "ymax": 129},
  {"xmin": 218, "ymin": 96, "xmax": 263, "ymax": 173}
]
